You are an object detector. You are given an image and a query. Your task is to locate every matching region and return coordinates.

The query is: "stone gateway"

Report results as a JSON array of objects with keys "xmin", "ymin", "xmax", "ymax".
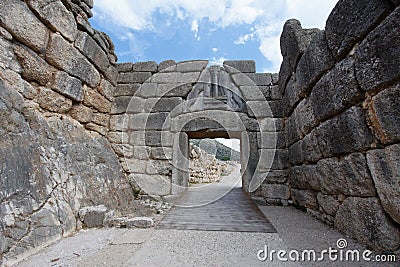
[{"xmin": 0, "ymin": 0, "xmax": 399, "ymax": 265}]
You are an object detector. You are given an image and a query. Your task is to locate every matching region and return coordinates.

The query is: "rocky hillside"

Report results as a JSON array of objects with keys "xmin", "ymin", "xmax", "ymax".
[
  {"xmin": 190, "ymin": 139, "xmax": 240, "ymax": 161},
  {"xmin": 189, "ymin": 143, "xmax": 230, "ymax": 184}
]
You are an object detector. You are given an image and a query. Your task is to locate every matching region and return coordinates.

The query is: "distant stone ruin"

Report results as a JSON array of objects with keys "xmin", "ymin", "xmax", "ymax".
[{"xmin": 0, "ymin": 0, "xmax": 399, "ymax": 265}]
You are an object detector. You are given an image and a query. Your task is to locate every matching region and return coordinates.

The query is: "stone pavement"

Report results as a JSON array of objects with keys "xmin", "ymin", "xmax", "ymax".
[
  {"xmin": 15, "ymin": 166, "xmax": 397, "ymax": 266},
  {"xmin": 157, "ymin": 165, "xmax": 276, "ymax": 233}
]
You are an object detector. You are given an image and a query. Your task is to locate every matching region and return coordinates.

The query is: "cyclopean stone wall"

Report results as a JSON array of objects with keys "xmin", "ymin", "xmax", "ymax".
[
  {"xmin": 0, "ymin": 0, "xmax": 133, "ymax": 265},
  {"xmin": 279, "ymin": 0, "xmax": 400, "ymax": 253},
  {"xmin": 1, "ymin": 0, "xmax": 400, "ymax": 263}
]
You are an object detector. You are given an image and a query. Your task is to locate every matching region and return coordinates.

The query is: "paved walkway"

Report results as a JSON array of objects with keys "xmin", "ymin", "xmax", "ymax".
[{"xmin": 157, "ymin": 165, "xmax": 276, "ymax": 233}]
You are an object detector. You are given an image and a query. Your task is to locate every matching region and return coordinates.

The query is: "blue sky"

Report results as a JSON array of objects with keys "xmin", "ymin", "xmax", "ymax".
[{"xmin": 90, "ymin": 0, "xmax": 338, "ymax": 73}]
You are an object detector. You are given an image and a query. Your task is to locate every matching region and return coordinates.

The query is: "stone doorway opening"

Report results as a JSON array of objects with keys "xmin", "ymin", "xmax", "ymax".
[{"xmin": 188, "ymin": 135, "xmax": 241, "ymax": 187}]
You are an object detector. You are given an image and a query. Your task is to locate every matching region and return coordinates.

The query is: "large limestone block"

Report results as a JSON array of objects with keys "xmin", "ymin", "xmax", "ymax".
[
  {"xmin": 295, "ymin": 31, "xmax": 334, "ymax": 94},
  {"xmin": 367, "ymin": 144, "xmax": 400, "ymax": 224},
  {"xmin": 289, "ymin": 165, "xmax": 320, "ymax": 191},
  {"xmin": 290, "ymin": 189, "xmax": 318, "ymax": 210},
  {"xmin": 118, "ymin": 72, "xmax": 152, "ymax": 84},
  {"xmin": 13, "ymin": 45, "xmax": 56, "ymax": 86},
  {"xmin": 326, "ymin": 0, "xmax": 393, "ymax": 60},
  {"xmin": 83, "ymin": 87, "xmax": 111, "ymax": 113},
  {"xmin": 129, "ymin": 174, "xmax": 171, "ymax": 196},
  {"xmin": 355, "ymin": 6, "xmax": 400, "ymax": 92},
  {"xmin": 75, "ymin": 32, "xmax": 110, "ymax": 74},
  {"xmin": 27, "ymin": 0, "xmax": 78, "ymax": 42},
  {"xmin": 177, "ymin": 60, "xmax": 208, "ymax": 72},
  {"xmin": 261, "ymin": 184, "xmax": 290, "ymax": 200},
  {"xmin": 46, "ymin": 33, "xmax": 100, "ymax": 87},
  {"xmin": 310, "ymin": 57, "xmax": 363, "ymax": 122},
  {"xmin": 132, "ymin": 61, "xmax": 158, "ymax": 72},
  {"xmin": 316, "ymin": 153, "xmax": 376, "ymax": 196},
  {"xmin": 37, "ymin": 87, "xmax": 72, "ymax": 113},
  {"xmin": 335, "ymin": 197, "xmax": 400, "ymax": 252},
  {"xmin": 279, "ymin": 19, "xmax": 319, "ymax": 90},
  {"xmin": 316, "ymin": 107, "xmax": 373, "ymax": 157},
  {"xmin": 223, "ymin": 60, "xmax": 255, "ymax": 73},
  {"xmin": 52, "ymin": 71, "xmax": 83, "ymax": 102},
  {"xmin": 0, "ymin": 0, "xmax": 49, "ymax": 53},
  {"xmin": 368, "ymin": 84, "xmax": 400, "ymax": 144}
]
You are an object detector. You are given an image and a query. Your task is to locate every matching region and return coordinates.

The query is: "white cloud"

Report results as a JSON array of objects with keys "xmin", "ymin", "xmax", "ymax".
[
  {"xmin": 191, "ymin": 19, "xmax": 200, "ymax": 40},
  {"xmin": 234, "ymin": 32, "xmax": 255, "ymax": 45},
  {"xmin": 94, "ymin": 0, "xmax": 339, "ymax": 71},
  {"xmin": 212, "ymin": 48, "xmax": 219, "ymax": 53}
]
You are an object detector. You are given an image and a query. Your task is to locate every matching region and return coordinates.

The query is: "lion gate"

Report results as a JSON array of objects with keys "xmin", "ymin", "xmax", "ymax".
[{"xmin": 111, "ymin": 60, "xmax": 286, "ymax": 201}]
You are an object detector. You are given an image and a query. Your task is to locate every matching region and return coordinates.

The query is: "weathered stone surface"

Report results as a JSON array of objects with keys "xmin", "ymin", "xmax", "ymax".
[
  {"xmin": 0, "ymin": 69, "xmax": 38, "ymax": 101},
  {"xmin": 158, "ymin": 60, "xmax": 176, "ymax": 72},
  {"xmin": 111, "ymin": 96, "xmax": 132, "ymax": 115},
  {"xmin": 85, "ymin": 122, "xmax": 107, "ymax": 135},
  {"xmin": 311, "ymin": 57, "xmax": 362, "ymax": 120},
  {"xmin": 177, "ymin": 60, "xmax": 208, "ymax": 72},
  {"xmin": 28, "ymin": 0, "xmax": 77, "ymax": 42},
  {"xmin": 223, "ymin": 60, "xmax": 256, "ymax": 73},
  {"xmin": 259, "ymin": 118, "xmax": 284, "ymax": 132},
  {"xmin": 46, "ymin": 33, "xmax": 101, "ymax": 87},
  {"xmin": 261, "ymin": 184, "xmax": 290, "ymax": 200},
  {"xmin": 367, "ymin": 144, "xmax": 400, "ymax": 224},
  {"xmin": 116, "ymin": 62, "xmax": 133, "ymax": 72},
  {"xmin": 69, "ymin": 104, "xmax": 93, "ymax": 123},
  {"xmin": 316, "ymin": 153, "xmax": 376, "ymax": 196},
  {"xmin": 98, "ymin": 79, "xmax": 114, "ymax": 101},
  {"xmin": 13, "ymin": 45, "xmax": 56, "ymax": 86},
  {"xmin": 317, "ymin": 193, "xmax": 340, "ymax": 216},
  {"xmin": 326, "ymin": 0, "xmax": 393, "ymax": 60},
  {"xmin": 301, "ymin": 131, "xmax": 322, "ymax": 163},
  {"xmin": 279, "ymin": 19, "xmax": 319, "ymax": 90},
  {"xmin": 157, "ymin": 83, "xmax": 192, "ymax": 98},
  {"xmin": 355, "ymin": 6, "xmax": 400, "ymax": 92},
  {"xmin": 79, "ymin": 205, "xmax": 108, "ymax": 228},
  {"xmin": 128, "ymin": 174, "xmax": 171, "ymax": 196},
  {"xmin": 118, "ymin": 72, "xmax": 152, "ymax": 84},
  {"xmin": 296, "ymin": 31, "xmax": 334, "ymax": 94},
  {"xmin": 0, "ymin": 0, "xmax": 49, "ymax": 53},
  {"xmin": 145, "ymin": 113, "xmax": 169, "ymax": 130},
  {"xmin": 149, "ymin": 147, "xmax": 172, "ymax": 160},
  {"xmin": 145, "ymin": 97, "xmax": 182, "ymax": 113},
  {"xmin": 107, "ymin": 131, "xmax": 129, "ymax": 144},
  {"xmin": 76, "ymin": 14, "xmax": 94, "ymax": 35},
  {"xmin": 291, "ymin": 189, "xmax": 318, "ymax": 210},
  {"xmin": 52, "ymin": 71, "xmax": 83, "ymax": 102},
  {"xmin": 0, "ymin": 37, "xmax": 21, "ymax": 73},
  {"xmin": 126, "ymin": 217, "xmax": 155, "ymax": 228},
  {"xmin": 75, "ymin": 32, "xmax": 110, "ymax": 74},
  {"xmin": 262, "ymin": 170, "xmax": 288, "ymax": 184},
  {"xmin": 316, "ymin": 107, "xmax": 373, "ymax": 157},
  {"xmin": 91, "ymin": 113, "xmax": 109, "ymax": 127},
  {"xmin": 114, "ymin": 83, "xmax": 140, "ymax": 97},
  {"xmin": 289, "ymin": 165, "xmax": 320, "ymax": 191},
  {"xmin": 293, "ymin": 98, "xmax": 317, "ymax": 137},
  {"xmin": 109, "ymin": 114, "xmax": 128, "ymax": 131},
  {"xmin": 368, "ymin": 84, "xmax": 400, "ymax": 144},
  {"xmin": 245, "ymin": 73, "xmax": 272, "ymax": 86},
  {"xmin": 83, "ymin": 87, "xmax": 111, "ymax": 113},
  {"xmin": 0, "ymin": 25, "xmax": 12, "ymax": 40},
  {"xmin": 132, "ymin": 61, "xmax": 158, "ymax": 72},
  {"xmin": 38, "ymin": 87, "xmax": 72, "ymax": 113},
  {"xmin": 335, "ymin": 197, "xmax": 400, "ymax": 252},
  {"xmin": 258, "ymin": 149, "xmax": 288, "ymax": 171}
]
